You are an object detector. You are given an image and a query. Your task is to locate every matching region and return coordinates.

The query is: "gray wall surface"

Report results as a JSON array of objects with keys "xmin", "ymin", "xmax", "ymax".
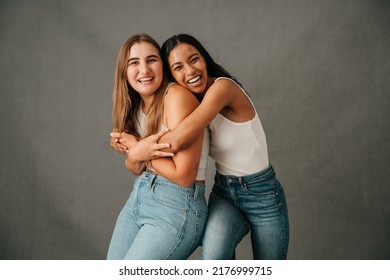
[{"xmin": 1, "ymin": 0, "xmax": 389, "ymax": 260}]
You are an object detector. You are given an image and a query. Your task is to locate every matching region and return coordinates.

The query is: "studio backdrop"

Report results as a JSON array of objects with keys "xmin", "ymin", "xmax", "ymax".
[{"xmin": 0, "ymin": 0, "xmax": 389, "ymax": 259}]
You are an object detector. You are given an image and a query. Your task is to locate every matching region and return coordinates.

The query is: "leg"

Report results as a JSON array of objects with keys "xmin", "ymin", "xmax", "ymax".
[
  {"xmin": 201, "ymin": 191, "xmax": 250, "ymax": 260},
  {"xmin": 106, "ymin": 194, "xmax": 140, "ymax": 260},
  {"xmin": 239, "ymin": 169, "xmax": 289, "ymax": 259},
  {"xmin": 124, "ymin": 222, "xmax": 187, "ymax": 259},
  {"xmin": 250, "ymin": 180, "xmax": 289, "ymax": 259},
  {"xmin": 125, "ymin": 178, "xmax": 207, "ymax": 260}
]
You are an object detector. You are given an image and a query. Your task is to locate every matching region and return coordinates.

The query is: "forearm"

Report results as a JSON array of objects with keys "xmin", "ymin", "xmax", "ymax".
[
  {"xmin": 151, "ymin": 158, "xmax": 197, "ymax": 187},
  {"xmin": 124, "ymin": 156, "xmax": 145, "ymax": 175},
  {"xmin": 151, "ymin": 132, "xmax": 203, "ymax": 187},
  {"xmin": 124, "ymin": 143, "xmax": 149, "ymax": 175},
  {"xmin": 158, "ymin": 115, "xmax": 206, "ymax": 153},
  {"xmin": 152, "ymin": 158, "xmax": 196, "ymax": 187},
  {"xmin": 158, "ymin": 82, "xmax": 231, "ymax": 152},
  {"xmin": 157, "ymin": 130, "xmax": 184, "ymax": 153}
]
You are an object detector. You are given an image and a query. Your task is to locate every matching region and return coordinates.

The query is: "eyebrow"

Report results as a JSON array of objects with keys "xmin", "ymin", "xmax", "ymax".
[
  {"xmin": 170, "ymin": 52, "xmax": 199, "ymax": 69},
  {"xmin": 128, "ymin": 54, "xmax": 160, "ymax": 64}
]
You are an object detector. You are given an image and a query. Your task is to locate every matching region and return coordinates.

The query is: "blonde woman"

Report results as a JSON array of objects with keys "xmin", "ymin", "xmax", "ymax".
[{"xmin": 106, "ymin": 34, "xmax": 208, "ymax": 260}]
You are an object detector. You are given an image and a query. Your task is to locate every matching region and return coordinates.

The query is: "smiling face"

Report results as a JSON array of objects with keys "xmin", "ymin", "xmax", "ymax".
[
  {"xmin": 168, "ymin": 43, "xmax": 209, "ymax": 95},
  {"xmin": 126, "ymin": 42, "xmax": 163, "ymax": 99}
]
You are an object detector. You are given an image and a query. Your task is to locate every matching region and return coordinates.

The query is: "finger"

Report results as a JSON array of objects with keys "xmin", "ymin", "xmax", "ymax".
[
  {"xmin": 120, "ymin": 131, "xmax": 131, "ymax": 138},
  {"xmin": 110, "ymin": 132, "xmax": 122, "ymax": 138},
  {"xmin": 112, "ymin": 141, "xmax": 126, "ymax": 151},
  {"xmin": 117, "ymin": 143, "xmax": 128, "ymax": 150},
  {"xmin": 118, "ymin": 138, "xmax": 130, "ymax": 147},
  {"xmin": 155, "ymin": 143, "xmax": 170, "ymax": 150},
  {"xmin": 110, "ymin": 138, "xmax": 119, "ymax": 146},
  {"xmin": 152, "ymin": 129, "xmax": 170, "ymax": 141},
  {"xmin": 152, "ymin": 151, "xmax": 174, "ymax": 158}
]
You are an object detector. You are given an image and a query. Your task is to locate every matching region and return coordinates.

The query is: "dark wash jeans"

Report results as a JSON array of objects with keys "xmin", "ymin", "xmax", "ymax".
[{"xmin": 201, "ymin": 165, "xmax": 289, "ymax": 260}]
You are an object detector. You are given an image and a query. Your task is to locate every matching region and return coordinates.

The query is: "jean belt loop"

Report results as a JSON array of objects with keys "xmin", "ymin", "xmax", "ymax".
[
  {"xmin": 193, "ymin": 184, "xmax": 199, "ymax": 200},
  {"xmin": 148, "ymin": 173, "xmax": 157, "ymax": 189}
]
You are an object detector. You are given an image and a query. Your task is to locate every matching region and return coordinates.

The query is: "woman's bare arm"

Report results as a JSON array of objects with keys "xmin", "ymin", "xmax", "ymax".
[
  {"xmin": 124, "ymin": 131, "xmax": 175, "ymax": 174},
  {"xmin": 150, "ymin": 84, "xmax": 204, "ymax": 187},
  {"xmin": 158, "ymin": 79, "xmax": 237, "ymax": 152},
  {"xmin": 110, "ymin": 129, "xmax": 174, "ymax": 175}
]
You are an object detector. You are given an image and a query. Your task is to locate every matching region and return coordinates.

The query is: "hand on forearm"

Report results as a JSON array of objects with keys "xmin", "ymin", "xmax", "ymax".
[
  {"xmin": 158, "ymin": 124, "xmax": 200, "ymax": 153},
  {"xmin": 127, "ymin": 130, "xmax": 174, "ymax": 162}
]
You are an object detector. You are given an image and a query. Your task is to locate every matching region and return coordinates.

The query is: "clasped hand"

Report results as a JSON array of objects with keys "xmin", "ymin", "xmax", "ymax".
[{"xmin": 110, "ymin": 129, "xmax": 174, "ymax": 161}]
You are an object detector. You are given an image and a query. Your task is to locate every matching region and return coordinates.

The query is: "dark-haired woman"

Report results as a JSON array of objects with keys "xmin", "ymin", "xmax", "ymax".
[{"xmin": 158, "ymin": 34, "xmax": 289, "ymax": 260}]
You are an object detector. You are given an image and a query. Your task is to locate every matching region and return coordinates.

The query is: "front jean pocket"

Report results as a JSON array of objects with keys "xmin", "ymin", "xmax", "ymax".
[
  {"xmin": 242, "ymin": 179, "xmax": 288, "ymax": 212},
  {"xmin": 151, "ymin": 182, "xmax": 190, "ymax": 211},
  {"xmin": 243, "ymin": 180, "xmax": 276, "ymax": 196}
]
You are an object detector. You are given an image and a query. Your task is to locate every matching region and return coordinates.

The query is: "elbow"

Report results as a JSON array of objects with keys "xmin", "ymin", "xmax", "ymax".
[
  {"xmin": 169, "ymin": 142, "xmax": 180, "ymax": 154},
  {"xmin": 125, "ymin": 158, "xmax": 143, "ymax": 175},
  {"xmin": 129, "ymin": 168, "xmax": 143, "ymax": 176},
  {"xmin": 174, "ymin": 172, "xmax": 197, "ymax": 188},
  {"xmin": 176, "ymin": 179, "xmax": 195, "ymax": 188},
  {"xmin": 169, "ymin": 136, "xmax": 187, "ymax": 153}
]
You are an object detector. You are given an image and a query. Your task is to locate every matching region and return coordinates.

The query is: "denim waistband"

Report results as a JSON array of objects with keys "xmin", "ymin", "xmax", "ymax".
[
  {"xmin": 215, "ymin": 164, "xmax": 275, "ymax": 184},
  {"xmin": 139, "ymin": 171, "xmax": 205, "ymax": 197}
]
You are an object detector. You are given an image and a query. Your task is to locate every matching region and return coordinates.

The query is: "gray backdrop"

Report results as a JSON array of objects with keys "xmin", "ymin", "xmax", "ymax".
[{"xmin": 1, "ymin": 0, "xmax": 389, "ymax": 260}]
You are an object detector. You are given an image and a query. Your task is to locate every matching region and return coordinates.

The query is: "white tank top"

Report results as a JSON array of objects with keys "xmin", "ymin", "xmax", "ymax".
[
  {"xmin": 209, "ymin": 77, "xmax": 269, "ymax": 176},
  {"xmin": 136, "ymin": 84, "xmax": 209, "ymax": 181}
]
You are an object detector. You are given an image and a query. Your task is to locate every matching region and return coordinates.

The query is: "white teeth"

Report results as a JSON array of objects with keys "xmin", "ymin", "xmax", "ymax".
[
  {"xmin": 188, "ymin": 76, "xmax": 201, "ymax": 84},
  {"xmin": 138, "ymin": 77, "xmax": 153, "ymax": 82}
]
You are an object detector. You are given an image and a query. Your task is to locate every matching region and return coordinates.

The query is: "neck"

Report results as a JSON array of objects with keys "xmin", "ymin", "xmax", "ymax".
[
  {"xmin": 203, "ymin": 77, "xmax": 216, "ymax": 94},
  {"xmin": 141, "ymin": 96, "xmax": 154, "ymax": 113}
]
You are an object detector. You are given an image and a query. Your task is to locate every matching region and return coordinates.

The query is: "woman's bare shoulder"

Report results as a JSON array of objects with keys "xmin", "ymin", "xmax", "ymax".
[
  {"xmin": 207, "ymin": 77, "xmax": 242, "ymax": 96},
  {"xmin": 165, "ymin": 83, "xmax": 199, "ymax": 103}
]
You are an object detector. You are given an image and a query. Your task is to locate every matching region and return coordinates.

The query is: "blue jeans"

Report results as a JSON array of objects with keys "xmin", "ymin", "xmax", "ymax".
[
  {"xmin": 201, "ymin": 165, "xmax": 289, "ymax": 260},
  {"xmin": 107, "ymin": 172, "xmax": 208, "ymax": 260}
]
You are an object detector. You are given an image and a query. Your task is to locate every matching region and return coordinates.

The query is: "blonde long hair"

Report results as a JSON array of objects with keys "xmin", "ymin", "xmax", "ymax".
[{"xmin": 112, "ymin": 34, "xmax": 169, "ymax": 139}]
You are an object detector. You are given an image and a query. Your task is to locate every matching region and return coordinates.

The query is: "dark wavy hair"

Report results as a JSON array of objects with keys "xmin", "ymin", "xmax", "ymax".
[{"xmin": 161, "ymin": 34, "xmax": 242, "ymax": 87}]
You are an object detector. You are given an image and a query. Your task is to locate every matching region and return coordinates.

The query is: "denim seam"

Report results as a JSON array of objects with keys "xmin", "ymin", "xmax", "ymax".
[
  {"xmin": 164, "ymin": 208, "xmax": 189, "ymax": 259},
  {"xmin": 186, "ymin": 210, "xmax": 200, "ymax": 258}
]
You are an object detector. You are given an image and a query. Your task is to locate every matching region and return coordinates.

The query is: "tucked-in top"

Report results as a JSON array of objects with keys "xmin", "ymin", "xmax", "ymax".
[{"xmin": 209, "ymin": 77, "xmax": 269, "ymax": 176}]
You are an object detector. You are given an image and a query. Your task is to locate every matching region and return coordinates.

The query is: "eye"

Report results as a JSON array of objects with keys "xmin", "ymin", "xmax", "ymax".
[
  {"xmin": 147, "ymin": 58, "xmax": 158, "ymax": 64},
  {"xmin": 172, "ymin": 65, "xmax": 183, "ymax": 71},
  {"xmin": 191, "ymin": 57, "xmax": 199, "ymax": 64},
  {"xmin": 128, "ymin": 60, "xmax": 138, "ymax": 66}
]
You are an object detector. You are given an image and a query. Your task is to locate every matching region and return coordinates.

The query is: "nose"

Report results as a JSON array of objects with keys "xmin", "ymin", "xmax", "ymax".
[
  {"xmin": 139, "ymin": 61, "xmax": 150, "ymax": 74},
  {"xmin": 185, "ymin": 64, "xmax": 196, "ymax": 76}
]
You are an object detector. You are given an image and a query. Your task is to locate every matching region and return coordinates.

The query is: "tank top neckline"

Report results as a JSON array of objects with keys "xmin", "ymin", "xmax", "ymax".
[{"xmin": 213, "ymin": 77, "xmax": 257, "ymax": 124}]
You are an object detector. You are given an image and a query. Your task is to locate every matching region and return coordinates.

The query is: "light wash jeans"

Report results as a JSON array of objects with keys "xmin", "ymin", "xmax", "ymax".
[
  {"xmin": 107, "ymin": 172, "xmax": 208, "ymax": 260},
  {"xmin": 201, "ymin": 165, "xmax": 289, "ymax": 260}
]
